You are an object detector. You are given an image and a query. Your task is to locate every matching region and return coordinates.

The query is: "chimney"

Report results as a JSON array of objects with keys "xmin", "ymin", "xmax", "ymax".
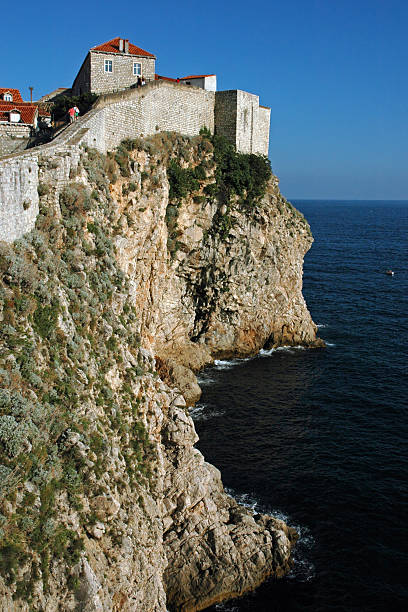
[
  {"xmin": 119, "ymin": 38, "xmax": 124, "ymax": 52},
  {"xmin": 124, "ymin": 39, "xmax": 129, "ymax": 53}
]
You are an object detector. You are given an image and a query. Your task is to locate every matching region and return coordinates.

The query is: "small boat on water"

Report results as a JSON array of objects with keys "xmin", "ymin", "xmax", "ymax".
[{"xmin": 386, "ymin": 270, "xmax": 394, "ymax": 276}]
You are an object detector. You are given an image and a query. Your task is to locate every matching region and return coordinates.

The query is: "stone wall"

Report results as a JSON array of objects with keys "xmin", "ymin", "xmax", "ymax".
[
  {"xmin": 0, "ymin": 80, "xmax": 270, "ymax": 243},
  {"xmin": 71, "ymin": 82, "xmax": 268, "ymax": 157},
  {"xmin": 0, "ymin": 124, "xmax": 31, "ymax": 157},
  {"xmin": 89, "ymin": 51, "xmax": 155, "ymax": 95},
  {"xmin": 101, "ymin": 82, "xmax": 215, "ymax": 150},
  {"xmin": 0, "ymin": 133, "xmax": 81, "ymax": 242},
  {"xmin": 214, "ymin": 89, "xmax": 270, "ymax": 155},
  {"xmin": 0, "ymin": 154, "xmax": 39, "ymax": 242},
  {"xmin": 214, "ymin": 90, "xmax": 237, "ymax": 145},
  {"xmin": 235, "ymin": 90, "xmax": 259, "ymax": 154},
  {"xmin": 257, "ymin": 106, "xmax": 271, "ymax": 156}
]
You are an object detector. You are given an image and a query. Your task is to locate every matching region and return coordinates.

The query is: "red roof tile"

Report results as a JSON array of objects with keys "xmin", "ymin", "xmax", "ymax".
[
  {"xmin": 155, "ymin": 74, "xmax": 178, "ymax": 82},
  {"xmin": 0, "ymin": 88, "xmax": 24, "ymax": 102},
  {"xmin": 91, "ymin": 37, "xmax": 155, "ymax": 58},
  {"xmin": 180, "ymin": 75, "xmax": 215, "ymax": 80},
  {"xmin": 38, "ymin": 106, "xmax": 51, "ymax": 117},
  {"xmin": 0, "ymin": 101, "xmax": 38, "ymax": 125}
]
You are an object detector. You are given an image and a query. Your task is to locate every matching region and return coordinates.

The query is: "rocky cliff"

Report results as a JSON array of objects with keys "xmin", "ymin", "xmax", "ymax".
[{"xmin": 0, "ymin": 131, "xmax": 322, "ymax": 611}]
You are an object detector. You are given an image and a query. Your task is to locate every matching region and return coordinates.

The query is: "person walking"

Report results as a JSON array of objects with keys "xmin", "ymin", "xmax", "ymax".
[
  {"xmin": 137, "ymin": 76, "xmax": 142, "ymax": 88},
  {"xmin": 74, "ymin": 106, "xmax": 80, "ymax": 121},
  {"xmin": 141, "ymin": 76, "xmax": 146, "ymax": 86},
  {"xmin": 68, "ymin": 107, "xmax": 75, "ymax": 124}
]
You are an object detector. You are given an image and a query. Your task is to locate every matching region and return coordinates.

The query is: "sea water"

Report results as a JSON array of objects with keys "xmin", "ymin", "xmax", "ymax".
[{"xmin": 191, "ymin": 201, "xmax": 408, "ymax": 612}]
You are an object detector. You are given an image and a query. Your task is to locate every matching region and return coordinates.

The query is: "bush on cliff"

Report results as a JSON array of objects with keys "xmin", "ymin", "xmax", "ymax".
[
  {"xmin": 209, "ymin": 133, "xmax": 272, "ymax": 209},
  {"xmin": 167, "ymin": 160, "xmax": 199, "ymax": 202}
]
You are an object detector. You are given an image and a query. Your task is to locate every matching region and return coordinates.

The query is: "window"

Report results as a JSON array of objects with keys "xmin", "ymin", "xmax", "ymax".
[
  {"xmin": 133, "ymin": 62, "xmax": 141, "ymax": 76},
  {"xmin": 9, "ymin": 110, "xmax": 21, "ymax": 123},
  {"xmin": 3, "ymin": 93, "xmax": 12, "ymax": 101},
  {"xmin": 104, "ymin": 59, "xmax": 113, "ymax": 73}
]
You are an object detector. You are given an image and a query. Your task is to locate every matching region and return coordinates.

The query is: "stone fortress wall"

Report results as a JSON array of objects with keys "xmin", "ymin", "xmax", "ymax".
[
  {"xmin": 96, "ymin": 81, "xmax": 216, "ymax": 151},
  {"xmin": 0, "ymin": 79, "xmax": 270, "ymax": 243},
  {"xmin": 215, "ymin": 90, "xmax": 271, "ymax": 155}
]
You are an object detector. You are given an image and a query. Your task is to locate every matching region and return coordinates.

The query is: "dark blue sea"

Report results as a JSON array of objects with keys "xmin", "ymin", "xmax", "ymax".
[{"xmin": 191, "ymin": 201, "xmax": 408, "ymax": 612}]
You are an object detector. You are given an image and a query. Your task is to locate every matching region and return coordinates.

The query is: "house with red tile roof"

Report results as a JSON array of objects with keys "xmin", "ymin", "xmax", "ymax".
[
  {"xmin": 155, "ymin": 74, "xmax": 217, "ymax": 91},
  {"xmin": 179, "ymin": 75, "xmax": 217, "ymax": 91},
  {"xmin": 0, "ymin": 87, "xmax": 53, "ymax": 156},
  {"xmin": 0, "ymin": 102, "xmax": 38, "ymax": 126},
  {"xmin": 0, "ymin": 88, "xmax": 24, "ymax": 103},
  {"xmin": 0, "ymin": 88, "xmax": 53, "ymax": 128},
  {"xmin": 0, "ymin": 89, "xmax": 38, "ymax": 155},
  {"xmin": 72, "ymin": 37, "xmax": 156, "ymax": 96},
  {"xmin": 0, "ymin": 88, "xmax": 40, "ymax": 128},
  {"xmin": 154, "ymin": 74, "xmax": 178, "ymax": 83}
]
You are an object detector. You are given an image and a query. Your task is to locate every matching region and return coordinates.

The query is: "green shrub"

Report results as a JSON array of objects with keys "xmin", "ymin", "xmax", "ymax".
[
  {"xmin": 167, "ymin": 160, "xmax": 199, "ymax": 202},
  {"xmin": 0, "ymin": 542, "xmax": 26, "ymax": 584},
  {"xmin": 199, "ymin": 126, "xmax": 212, "ymax": 139},
  {"xmin": 37, "ymin": 183, "xmax": 50, "ymax": 197},
  {"xmin": 115, "ymin": 144, "xmax": 131, "ymax": 177},
  {"xmin": 193, "ymin": 163, "xmax": 207, "ymax": 181},
  {"xmin": 211, "ymin": 134, "xmax": 271, "ymax": 209},
  {"xmin": 33, "ymin": 300, "xmax": 59, "ymax": 339}
]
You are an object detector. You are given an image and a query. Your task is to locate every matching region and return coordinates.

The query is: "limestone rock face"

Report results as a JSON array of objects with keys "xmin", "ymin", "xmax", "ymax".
[
  {"xmin": 161, "ymin": 405, "xmax": 297, "ymax": 611},
  {"xmin": 112, "ymin": 148, "xmax": 323, "ymax": 388},
  {"xmin": 0, "ymin": 136, "xmax": 322, "ymax": 611}
]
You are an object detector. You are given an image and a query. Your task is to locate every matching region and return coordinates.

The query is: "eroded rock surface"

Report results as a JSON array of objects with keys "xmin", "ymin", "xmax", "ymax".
[{"xmin": 0, "ymin": 133, "xmax": 321, "ymax": 611}]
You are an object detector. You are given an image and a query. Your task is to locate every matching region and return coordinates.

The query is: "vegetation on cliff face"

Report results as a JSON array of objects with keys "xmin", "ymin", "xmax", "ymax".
[
  {"xmin": 0, "ymin": 148, "xmax": 154, "ymax": 602},
  {"xmin": 165, "ymin": 128, "xmax": 273, "ymax": 243}
]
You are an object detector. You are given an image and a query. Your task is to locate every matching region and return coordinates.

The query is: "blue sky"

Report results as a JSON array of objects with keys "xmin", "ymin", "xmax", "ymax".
[{"xmin": 1, "ymin": 0, "xmax": 407, "ymax": 199}]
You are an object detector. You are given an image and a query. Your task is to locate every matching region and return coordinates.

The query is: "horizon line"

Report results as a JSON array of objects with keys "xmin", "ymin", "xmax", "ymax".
[{"xmin": 288, "ymin": 198, "xmax": 408, "ymax": 202}]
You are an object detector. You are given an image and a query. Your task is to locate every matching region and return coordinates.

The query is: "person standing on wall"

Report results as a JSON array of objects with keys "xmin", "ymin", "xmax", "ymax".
[
  {"xmin": 137, "ymin": 76, "xmax": 142, "ymax": 88},
  {"xmin": 141, "ymin": 76, "xmax": 146, "ymax": 86},
  {"xmin": 68, "ymin": 107, "xmax": 75, "ymax": 123},
  {"xmin": 74, "ymin": 106, "xmax": 80, "ymax": 121}
]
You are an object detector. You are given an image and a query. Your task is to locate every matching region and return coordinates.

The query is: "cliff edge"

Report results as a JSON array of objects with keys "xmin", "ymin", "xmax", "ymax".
[{"xmin": 0, "ymin": 132, "xmax": 321, "ymax": 610}]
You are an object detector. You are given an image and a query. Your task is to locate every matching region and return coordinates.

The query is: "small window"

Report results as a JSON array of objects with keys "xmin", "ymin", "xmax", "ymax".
[
  {"xmin": 104, "ymin": 59, "xmax": 113, "ymax": 73},
  {"xmin": 9, "ymin": 110, "xmax": 21, "ymax": 123},
  {"xmin": 133, "ymin": 62, "xmax": 141, "ymax": 76},
  {"xmin": 3, "ymin": 93, "xmax": 13, "ymax": 101}
]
